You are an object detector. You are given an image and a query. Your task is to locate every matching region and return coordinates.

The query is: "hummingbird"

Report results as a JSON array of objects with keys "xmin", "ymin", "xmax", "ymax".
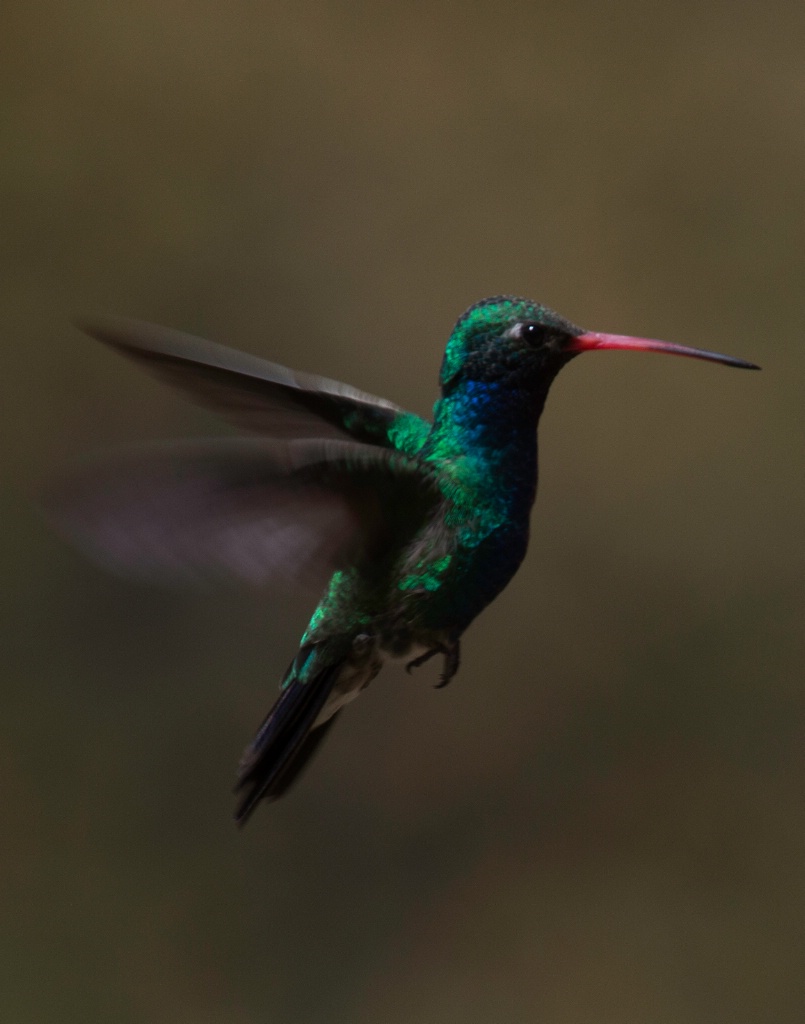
[{"xmin": 47, "ymin": 296, "xmax": 759, "ymax": 823}]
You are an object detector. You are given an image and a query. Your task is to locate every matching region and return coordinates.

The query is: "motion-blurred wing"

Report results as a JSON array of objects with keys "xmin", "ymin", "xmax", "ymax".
[
  {"xmin": 76, "ymin": 315, "xmax": 430, "ymax": 451},
  {"xmin": 44, "ymin": 438, "xmax": 436, "ymax": 588}
]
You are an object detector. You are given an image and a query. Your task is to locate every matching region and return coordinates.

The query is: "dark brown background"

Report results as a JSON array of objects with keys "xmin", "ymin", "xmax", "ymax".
[{"xmin": 2, "ymin": 2, "xmax": 803, "ymax": 1021}]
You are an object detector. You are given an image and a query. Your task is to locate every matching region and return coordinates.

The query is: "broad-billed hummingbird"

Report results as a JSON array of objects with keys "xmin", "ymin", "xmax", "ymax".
[{"xmin": 48, "ymin": 296, "xmax": 758, "ymax": 823}]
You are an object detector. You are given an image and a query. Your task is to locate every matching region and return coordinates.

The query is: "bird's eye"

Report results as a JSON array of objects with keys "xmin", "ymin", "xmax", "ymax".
[{"xmin": 518, "ymin": 322, "xmax": 542, "ymax": 344}]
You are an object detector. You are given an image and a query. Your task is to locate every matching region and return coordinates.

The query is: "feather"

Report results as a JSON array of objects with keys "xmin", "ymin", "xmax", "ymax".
[
  {"xmin": 75, "ymin": 315, "xmax": 428, "ymax": 446},
  {"xmin": 44, "ymin": 437, "xmax": 437, "ymax": 588},
  {"xmin": 234, "ymin": 659, "xmax": 344, "ymax": 824}
]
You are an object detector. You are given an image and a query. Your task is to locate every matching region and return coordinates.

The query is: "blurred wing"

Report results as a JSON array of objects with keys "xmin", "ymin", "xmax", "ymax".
[
  {"xmin": 76, "ymin": 315, "xmax": 430, "ymax": 450},
  {"xmin": 44, "ymin": 438, "xmax": 437, "ymax": 588}
]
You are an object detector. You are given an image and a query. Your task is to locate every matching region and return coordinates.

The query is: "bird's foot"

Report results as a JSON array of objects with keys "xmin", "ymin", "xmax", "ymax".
[{"xmin": 405, "ymin": 641, "xmax": 460, "ymax": 688}]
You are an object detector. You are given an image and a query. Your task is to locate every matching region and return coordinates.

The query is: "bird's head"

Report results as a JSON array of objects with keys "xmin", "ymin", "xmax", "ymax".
[{"xmin": 440, "ymin": 296, "xmax": 758, "ymax": 395}]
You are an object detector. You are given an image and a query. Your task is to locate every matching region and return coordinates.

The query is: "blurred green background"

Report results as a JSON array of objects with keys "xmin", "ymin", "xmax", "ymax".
[{"xmin": 2, "ymin": 1, "xmax": 803, "ymax": 1021}]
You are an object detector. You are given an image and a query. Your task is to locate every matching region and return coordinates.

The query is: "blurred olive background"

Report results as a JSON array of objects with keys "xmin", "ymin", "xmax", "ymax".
[{"xmin": 2, "ymin": 1, "xmax": 804, "ymax": 1021}]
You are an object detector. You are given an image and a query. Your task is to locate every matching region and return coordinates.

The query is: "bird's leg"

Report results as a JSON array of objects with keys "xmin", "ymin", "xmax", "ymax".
[{"xmin": 405, "ymin": 640, "xmax": 461, "ymax": 688}]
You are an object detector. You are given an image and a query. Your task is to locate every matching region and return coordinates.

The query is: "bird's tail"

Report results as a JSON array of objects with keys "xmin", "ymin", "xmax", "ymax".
[{"xmin": 234, "ymin": 644, "xmax": 344, "ymax": 825}]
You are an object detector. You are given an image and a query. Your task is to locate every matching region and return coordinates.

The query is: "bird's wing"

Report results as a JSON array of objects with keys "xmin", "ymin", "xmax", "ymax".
[
  {"xmin": 44, "ymin": 438, "xmax": 438, "ymax": 588},
  {"xmin": 76, "ymin": 316, "xmax": 431, "ymax": 454}
]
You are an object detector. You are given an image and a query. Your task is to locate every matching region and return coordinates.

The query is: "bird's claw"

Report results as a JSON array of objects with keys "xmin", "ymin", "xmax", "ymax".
[
  {"xmin": 405, "ymin": 648, "xmax": 438, "ymax": 674},
  {"xmin": 435, "ymin": 642, "xmax": 460, "ymax": 688},
  {"xmin": 405, "ymin": 641, "xmax": 460, "ymax": 688}
]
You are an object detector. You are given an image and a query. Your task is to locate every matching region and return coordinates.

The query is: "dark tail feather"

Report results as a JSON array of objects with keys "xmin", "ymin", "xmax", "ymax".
[
  {"xmin": 265, "ymin": 711, "xmax": 341, "ymax": 799},
  {"xmin": 234, "ymin": 658, "xmax": 342, "ymax": 825}
]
